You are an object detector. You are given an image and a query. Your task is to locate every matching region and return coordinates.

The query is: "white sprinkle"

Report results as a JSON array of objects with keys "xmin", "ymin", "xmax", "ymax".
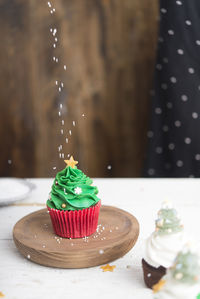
[
  {"xmin": 55, "ymin": 37, "xmax": 58, "ymax": 42},
  {"xmin": 82, "ymin": 114, "xmax": 85, "ymax": 117},
  {"xmin": 168, "ymin": 143, "xmax": 175, "ymax": 150},
  {"xmin": 8, "ymin": 160, "xmax": 12, "ymax": 164},
  {"xmin": 59, "ymin": 153, "xmax": 62, "ymax": 158},
  {"xmin": 53, "ymin": 167, "xmax": 56, "ymax": 170},
  {"xmin": 62, "ymin": 120, "xmax": 64, "ymax": 125},
  {"xmin": 163, "ymin": 57, "xmax": 168, "ymax": 63},
  {"xmin": 53, "ymin": 44, "xmax": 56, "ymax": 48},
  {"xmin": 56, "ymin": 58, "xmax": 58, "ymax": 63},
  {"xmin": 69, "ymin": 130, "xmax": 72, "ymax": 135},
  {"xmin": 175, "ymin": 120, "xmax": 181, "ymax": 127},
  {"xmin": 116, "ymin": 227, "xmax": 119, "ymax": 230},
  {"xmin": 99, "ymin": 249, "xmax": 104, "ymax": 254},
  {"xmin": 64, "ymin": 65, "xmax": 67, "ymax": 70},
  {"xmin": 177, "ymin": 160, "xmax": 183, "ymax": 167},
  {"xmin": 185, "ymin": 20, "xmax": 192, "ymax": 26},
  {"xmin": 158, "ymin": 37, "xmax": 164, "ymax": 43},
  {"xmin": 53, "ymin": 29, "xmax": 57, "ymax": 36},
  {"xmin": 156, "ymin": 64, "xmax": 162, "ymax": 70},
  {"xmin": 55, "ymin": 81, "xmax": 58, "ymax": 85},
  {"xmin": 65, "ymin": 138, "xmax": 68, "ymax": 143},
  {"xmin": 161, "ymin": 83, "xmax": 168, "ymax": 90},
  {"xmin": 60, "ymin": 103, "xmax": 63, "ymax": 109},
  {"xmin": 50, "ymin": 28, "xmax": 53, "ymax": 32},
  {"xmin": 185, "ymin": 137, "xmax": 191, "ymax": 144},
  {"xmin": 27, "ymin": 255, "xmax": 30, "ymax": 259},
  {"xmin": 196, "ymin": 40, "xmax": 200, "ymax": 45},
  {"xmin": 73, "ymin": 121, "xmax": 76, "ymax": 126},
  {"xmin": 58, "ymin": 111, "xmax": 61, "ymax": 116},
  {"xmin": 177, "ymin": 49, "xmax": 184, "ymax": 55},
  {"xmin": 42, "ymin": 245, "xmax": 46, "ymax": 248},
  {"xmin": 155, "ymin": 107, "xmax": 162, "ymax": 114},
  {"xmin": 163, "ymin": 125, "xmax": 168, "ymax": 132},
  {"xmin": 59, "ymin": 87, "xmax": 61, "ymax": 92},
  {"xmin": 110, "ymin": 229, "xmax": 112, "ymax": 232},
  {"xmin": 68, "ymin": 154, "xmax": 70, "ymax": 157},
  {"xmin": 147, "ymin": 131, "xmax": 154, "ymax": 138},
  {"xmin": 60, "ymin": 145, "xmax": 63, "ymax": 150},
  {"xmin": 170, "ymin": 77, "xmax": 177, "ymax": 83},
  {"xmin": 107, "ymin": 165, "xmax": 112, "ymax": 170},
  {"xmin": 61, "ymin": 82, "xmax": 64, "ymax": 88},
  {"xmin": 176, "ymin": 0, "xmax": 182, "ymax": 5},
  {"xmin": 71, "ymin": 243, "xmax": 74, "ymax": 246},
  {"xmin": 160, "ymin": 8, "xmax": 167, "ymax": 13},
  {"xmin": 156, "ymin": 147, "xmax": 163, "ymax": 154},
  {"xmin": 148, "ymin": 168, "xmax": 155, "ymax": 176},
  {"xmin": 181, "ymin": 95, "xmax": 188, "ymax": 102},
  {"xmin": 168, "ymin": 30, "xmax": 174, "ymax": 35},
  {"xmin": 53, "ymin": 56, "xmax": 56, "ymax": 61},
  {"xmin": 167, "ymin": 102, "xmax": 173, "ymax": 109},
  {"xmin": 188, "ymin": 68, "xmax": 195, "ymax": 74},
  {"xmin": 61, "ymin": 129, "xmax": 64, "ymax": 134},
  {"xmin": 195, "ymin": 154, "xmax": 200, "ymax": 161},
  {"xmin": 50, "ymin": 10, "xmax": 53, "ymax": 14},
  {"xmin": 62, "ymin": 153, "xmax": 64, "ymax": 158},
  {"xmin": 147, "ymin": 273, "xmax": 152, "ymax": 277},
  {"xmin": 192, "ymin": 112, "xmax": 198, "ymax": 119},
  {"xmin": 53, "ymin": 8, "xmax": 56, "ymax": 12}
]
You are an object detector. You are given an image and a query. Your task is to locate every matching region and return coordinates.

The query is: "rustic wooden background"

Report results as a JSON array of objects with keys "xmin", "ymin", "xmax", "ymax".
[{"xmin": 0, "ymin": 0, "xmax": 158, "ymax": 178}]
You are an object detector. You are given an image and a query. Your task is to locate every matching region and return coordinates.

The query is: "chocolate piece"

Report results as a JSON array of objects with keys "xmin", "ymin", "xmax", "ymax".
[{"xmin": 142, "ymin": 258, "xmax": 166, "ymax": 289}]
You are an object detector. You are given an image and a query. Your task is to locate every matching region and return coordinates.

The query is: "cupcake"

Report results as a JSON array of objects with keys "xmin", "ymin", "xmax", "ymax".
[
  {"xmin": 142, "ymin": 201, "xmax": 185, "ymax": 289},
  {"xmin": 47, "ymin": 156, "xmax": 101, "ymax": 238},
  {"xmin": 153, "ymin": 244, "xmax": 200, "ymax": 299}
]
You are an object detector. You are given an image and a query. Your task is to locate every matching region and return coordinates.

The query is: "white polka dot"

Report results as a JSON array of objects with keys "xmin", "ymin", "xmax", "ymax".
[
  {"xmin": 177, "ymin": 49, "xmax": 184, "ymax": 55},
  {"xmin": 168, "ymin": 30, "xmax": 174, "ymax": 35},
  {"xmin": 155, "ymin": 107, "xmax": 162, "ymax": 114},
  {"xmin": 177, "ymin": 160, "xmax": 183, "ymax": 167},
  {"xmin": 147, "ymin": 131, "xmax": 154, "ymax": 138},
  {"xmin": 176, "ymin": 0, "xmax": 182, "ymax": 5},
  {"xmin": 192, "ymin": 112, "xmax": 198, "ymax": 119},
  {"xmin": 185, "ymin": 20, "xmax": 192, "ymax": 26},
  {"xmin": 175, "ymin": 120, "xmax": 181, "ymax": 127},
  {"xmin": 195, "ymin": 154, "xmax": 200, "ymax": 161},
  {"xmin": 158, "ymin": 37, "xmax": 164, "ymax": 43},
  {"xmin": 156, "ymin": 147, "xmax": 163, "ymax": 154},
  {"xmin": 185, "ymin": 137, "xmax": 191, "ymax": 144},
  {"xmin": 188, "ymin": 68, "xmax": 195, "ymax": 74},
  {"xmin": 161, "ymin": 8, "xmax": 167, "ymax": 13},
  {"xmin": 161, "ymin": 83, "xmax": 168, "ymax": 90},
  {"xmin": 148, "ymin": 168, "xmax": 155, "ymax": 176},
  {"xmin": 163, "ymin": 125, "xmax": 169, "ymax": 132},
  {"xmin": 170, "ymin": 77, "xmax": 177, "ymax": 83},
  {"xmin": 163, "ymin": 57, "xmax": 168, "ymax": 63},
  {"xmin": 156, "ymin": 64, "xmax": 162, "ymax": 70},
  {"xmin": 147, "ymin": 273, "xmax": 152, "ymax": 277},
  {"xmin": 181, "ymin": 95, "xmax": 188, "ymax": 102},
  {"xmin": 196, "ymin": 40, "xmax": 200, "ymax": 45},
  {"xmin": 168, "ymin": 143, "xmax": 175, "ymax": 150},
  {"xmin": 165, "ymin": 163, "xmax": 171, "ymax": 169},
  {"xmin": 167, "ymin": 102, "xmax": 173, "ymax": 109}
]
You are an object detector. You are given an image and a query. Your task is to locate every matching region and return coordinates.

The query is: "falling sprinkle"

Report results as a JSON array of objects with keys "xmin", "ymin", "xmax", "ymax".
[
  {"xmin": 69, "ymin": 130, "xmax": 72, "ymax": 135},
  {"xmin": 61, "ymin": 120, "xmax": 64, "ymax": 125},
  {"xmin": 59, "ymin": 87, "xmax": 61, "ymax": 92},
  {"xmin": 53, "ymin": 167, "xmax": 56, "ymax": 170},
  {"xmin": 50, "ymin": 28, "xmax": 53, "ymax": 32},
  {"xmin": 64, "ymin": 65, "xmax": 67, "ymax": 70},
  {"xmin": 53, "ymin": 44, "xmax": 56, "ymax": 48},
  {"xmin": 55, "ymin": 37, "xmax": 58, "ymax": 42},
  {"xmin": 62, "ymin": 153, "xmax": 64, "ymax": 158},
  {"xmin": 61, "ymin": 82, "xmax": 64, "ymax": 87},
  {"xmin": 8, "ymin": 160, "xmax": 12, "ymax": 164},
  {"xmin": 82, "ymin": 114, "xmax": 85, "ymax": 117},
  {"xmin": 55, "ymin": 81, "xmax": 58, "ymax": 85},
  {"xmin": 58, "ymin": 111, "xmax": 61, "ymax": 116},
  {"xmin": 99, "ymin": 249, "xmax": 104, "ymax": 254},
  {"xmin": 60, "ymin": 103, "xmax": 63, "ymax": 109},
  {"xmin": 42, "ymin": 245, "xmax": 46, "ymax": 248},
  {"xmin": 73, "ymin": 121, "xmax": 76, "ymax": 126},
  {"xmin": 65, "ymin": 138, "xmax": 68, "ymax": 143},
  {"xmin": 107, "ymin": 165, "xmax": 112, "ymax": 170},
  {"xmin": 53, "ymin": 29, "xmax": 57, "ymax": 36},
  {"xmin": 61, "ymin": 129, "xmax": 64, "ymax": 134},
  {"xmin": 56, "ymin": 58, "xmax": 58, "ymax": 63},
  {"xmin": 53, "ymin": 56, "xmax": 56, "ymax": 61},
  {"xmin": 50, "ymin": 10, "xmax": 53, "ymax": 14},
  {"xmin": 27, "ymin": 255, "xmax": 30, "ymax": 259}
]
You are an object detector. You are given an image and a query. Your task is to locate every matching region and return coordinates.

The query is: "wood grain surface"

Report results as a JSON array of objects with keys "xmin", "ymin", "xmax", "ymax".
[
  {"xmin": 13, "ymin": 205, "xmax": 139, "ymax": 268},
  {"xmin": 0, "ymin": 0, "xmax": 158, "ymax": 177}
]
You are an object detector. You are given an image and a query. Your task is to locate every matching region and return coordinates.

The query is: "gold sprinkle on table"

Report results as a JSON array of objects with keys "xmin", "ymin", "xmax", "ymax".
[{"xmin": 100, "ymin": 264, "xmax": 116, "ymax": 272}]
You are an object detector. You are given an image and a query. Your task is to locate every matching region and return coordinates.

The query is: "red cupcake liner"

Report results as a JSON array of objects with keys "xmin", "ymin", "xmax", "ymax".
[{"xmin": 47, "ymin": 201, "xmax": 101, "ymax": 238}]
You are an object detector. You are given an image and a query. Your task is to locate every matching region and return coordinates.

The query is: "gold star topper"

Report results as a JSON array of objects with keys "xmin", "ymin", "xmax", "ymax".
[
  {"xmin": 100, "ymin": 264, "xmax": 116, "ymax": 272},
  {"xmin": 64, "ymin": 156, "xmax": 78, "ymax": 168},
  {"xmin": 152, "ymin": 279, "xmax": 166, "ymax": 293}
]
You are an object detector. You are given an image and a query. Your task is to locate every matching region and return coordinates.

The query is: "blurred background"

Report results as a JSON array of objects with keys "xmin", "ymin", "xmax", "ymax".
[{"xmin": 1, "ymin": 0, "xmax": 159, "ymax": 178}]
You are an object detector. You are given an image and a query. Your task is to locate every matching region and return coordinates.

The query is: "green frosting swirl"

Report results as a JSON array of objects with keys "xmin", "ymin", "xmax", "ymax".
[{"xmin": 46, "ymin": 166, "xmax": 100, "ymax": 211}]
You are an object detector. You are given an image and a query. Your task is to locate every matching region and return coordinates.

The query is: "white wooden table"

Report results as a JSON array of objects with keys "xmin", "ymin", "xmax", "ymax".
[{"xmin": 1, "ymin": 178, "xmax": 200, "ymax": 299}]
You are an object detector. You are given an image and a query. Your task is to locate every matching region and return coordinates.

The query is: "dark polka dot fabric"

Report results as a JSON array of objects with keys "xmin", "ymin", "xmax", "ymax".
[{"xmin": 144, "ymin": 0, "xmax": 200, "ymax": 177}]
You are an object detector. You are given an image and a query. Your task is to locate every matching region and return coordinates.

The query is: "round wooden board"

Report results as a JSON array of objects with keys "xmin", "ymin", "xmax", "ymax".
[{"xmin": 13, "ymin": 205, "xmax": 139, "ymax": 269}]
